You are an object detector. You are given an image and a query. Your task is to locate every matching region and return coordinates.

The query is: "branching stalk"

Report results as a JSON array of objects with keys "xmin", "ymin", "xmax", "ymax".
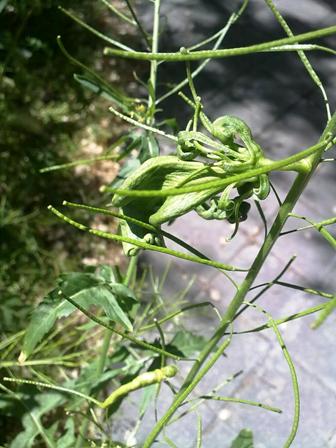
[{"xmin": 142, "ymin": 111, "xmax": 336, "ymax": 447}]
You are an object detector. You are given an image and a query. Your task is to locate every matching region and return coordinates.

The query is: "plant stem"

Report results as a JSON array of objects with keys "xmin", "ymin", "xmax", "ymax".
[
  {"xmin": 104, "ymin": 24, "xmax": 336, "ymax": 60},
  {"xmin": 147, "ymin": 0, "xmax": 160, "ymax": 122},
  {"xmin": 143, "ymin": 111, "xmax": 336, "ymax": 447},
  {"xmin": 142, "ymin": 173, "xmax": 307, "ymax": 447},
  {"xmin": 123, "ymin": 0, "xmax": 151, "ymax": 48}
]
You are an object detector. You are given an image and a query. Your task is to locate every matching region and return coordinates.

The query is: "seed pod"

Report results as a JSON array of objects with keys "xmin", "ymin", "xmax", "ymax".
[{"xmin": 101, "ymin": 365, "xmax": 178, "ymax": 408}]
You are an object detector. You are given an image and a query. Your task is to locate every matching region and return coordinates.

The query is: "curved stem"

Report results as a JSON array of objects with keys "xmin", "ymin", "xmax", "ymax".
[{"xmin": 48, "ymin": 206, "xmax": 246, "ymax": 272}]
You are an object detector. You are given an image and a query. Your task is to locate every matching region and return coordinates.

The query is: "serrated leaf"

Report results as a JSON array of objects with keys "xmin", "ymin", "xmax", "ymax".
[
  {"xmin": 20, "ymin": 290, "xmax": 74, "ymax": 362},
  {"xmin": 10, "ymin": 392, "xmax": 64, "ymax": 448},
  {"xmin": 21, "ymin": 271, "xmax": 136, "ymax": 360},
  {"xmin": 230, "ymin": 429, "xmax": 254, "ymax": 448},
  {"xmin": 59, "ymin": 273, "xmax": 135, "ymax": 332}
]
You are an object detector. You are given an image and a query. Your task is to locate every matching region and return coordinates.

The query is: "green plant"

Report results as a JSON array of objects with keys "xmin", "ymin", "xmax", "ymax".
[{"xmin": 2, "ymin": 1, "xmax": 336, "ymax": 447}]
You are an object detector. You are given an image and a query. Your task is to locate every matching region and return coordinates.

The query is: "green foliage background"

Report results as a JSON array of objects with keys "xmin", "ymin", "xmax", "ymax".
[{"xmin": 0, "ymin": 0, "xmax": 127, "ymax": 332}]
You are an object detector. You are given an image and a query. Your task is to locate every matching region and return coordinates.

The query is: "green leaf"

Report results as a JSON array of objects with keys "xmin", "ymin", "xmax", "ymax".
[
  {"xmin": 20, "ymin": 290, "xmax": 74, "ymax": 362},
  {"xmin": 110, "ymin": 158, "xmax": 141, "ymax": 190},
  {"xmin": 56, "ymin": 418, "xmax": 75, "ymax": 448},
  {"xmin": 73, "ymin": 73, "xmax": 131, "ymax": 110},
  {"xmin": 21, "ymin": 271, "xmax": 137, "ymax": 360},
  {"xmin": 139, "ymin": 133, "xmax": 159, "ymax": 162},
  {"xmin": 96, "ymin": 264, "xmax": 118, "ymax": 283},
  {"xmin": 109, "ymin": 283, "xmax": 138, "ymax": 310},
  {"xmin": 230, "ymin": 429, "xmax": 254, "ymax": 448},
  {"xmin": 169, "ymin": 330, "xmax": 208, "ymax": 358},
  {"xmin": 10, "ymin": 392, "xmax": 64, "ymax": 448},
  {"xmin": 58, "ymin": 272, "xmax": 136, "ymax": 332}
]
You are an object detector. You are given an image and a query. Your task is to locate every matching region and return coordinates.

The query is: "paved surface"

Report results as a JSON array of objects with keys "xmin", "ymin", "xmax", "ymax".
[{"xmin": 113, "ymin": 1, "xmax": 336, "ymax": 446}]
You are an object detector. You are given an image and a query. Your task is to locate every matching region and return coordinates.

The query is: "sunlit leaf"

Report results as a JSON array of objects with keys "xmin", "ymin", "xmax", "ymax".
[{"xmin": 20, "ymin": 270, "xmax": 138, "ymax": 360}]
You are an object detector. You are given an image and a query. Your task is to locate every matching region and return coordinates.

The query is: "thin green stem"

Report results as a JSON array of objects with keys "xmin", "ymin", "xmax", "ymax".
[
  {"xmin": 235, "ymin": 302, "xmax": 327, "ymax": 335},
  {"xmin": 139, "ymin": 302, "xmax": 215, "ymax": 332},
  {"xmin": 311, "ymin": 296, "xmax": 336, "ymax": 329},
  {"xmin": 96, "ymin": 332, "xmax": 113, "ymax": 377},
  {"xmin": 198, "ymin": 395, "xmax": 282, "ymax": 413},
  {"xmin": 99, "ymin": 0, "xmax": 135, "ymax": 26},
  {"xmin": 109, "ymin": 105, "xmax": 177, "ymax": 141},
  {"xmin": 143, "ymin": 332, "xmax": 232, "ymax": 447},
  {"xmin": 62, "ymin": 201, "xmax": 238, "ymax": 288},
  {"xmin": 124, "ymin": 253, "xmax": 138, "ymax": 286},
  {"xmin": 169, "ymin": 371, "xmax": 243, "ymax": 425},
  {"xmin": 243, "ymin": 302, "xmax": 299, "ymax": 448},
  {"xmin": 59, "ymin": 291, "xmax": 180, "ymax": 360},
  {"xmin": 189, "ymin": 0, "xmax": 249, "ymax": 51},
  {"xmin": 255, "ymin": 200, "xmax": 268, "ymax": 241},
  {"xmin": 104, "ymin": 137, "xmax": 333, "ymax": 197},
  {"xmin": 104, "ymin": 25, "xmax": 336, "ymax": 60},
  {"xmin": 274, "ymin": 281, "xmax": 335, "ymax": 300},
  {"xmin": 0, "ymin": 359, "xmax": 80, "ymax": 368},
  {"xmin": 59, "ymin": 7, "xmax": 135, "ymax": 52},
  {"xmin": 123, "ymin": 0, "xmax": 151, "ymax": 48},
  {"xmin": 156, "ymin": 11, "xmax": 237, "ymax": 104},
  {"xmin": 264, "ymin": 0, "xmax": 331, "ymax": 120},
  {"xmin": 282, "ymin": 213, "xmax": 336, "ymax": 248},
  {"xmin": 48, "ymin": 205, "xmax": 246, "ymax": 272},
  {"xmin": 235, "ymin": 256, "xmax": 296, "ymax": 319},
  {"xmin": 3, "ymin": 377, "xmax": 101, "ymax": 407},
  {"xmin": 284, "ymin": 214, "xmax": 336, "ymax": 233},
  {"xmin": 40, "ymin": 154, "xmax": 118, "ymax": 173},
  {"xmin": 147, "ymin": 0, "xmax": 161, "ymax": 121},
  {"xmin": 0, "ymin": 331, "xmax": 24, "ymax": 353}
]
